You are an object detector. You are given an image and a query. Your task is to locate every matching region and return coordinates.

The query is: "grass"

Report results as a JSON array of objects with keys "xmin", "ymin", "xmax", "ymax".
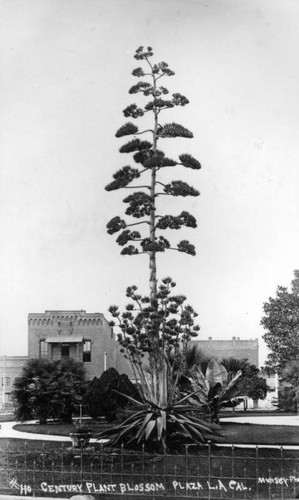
[
  {"xmin": 13, "ymin": 420, "xmax": 110, "ymax": 436},
  {"xmin": 13, "ymin": 419, "xmax": 299, "ymax": 446},
  {"xmin": 221, "ymin": 422, "xmax": 299, "ymax": 445}
]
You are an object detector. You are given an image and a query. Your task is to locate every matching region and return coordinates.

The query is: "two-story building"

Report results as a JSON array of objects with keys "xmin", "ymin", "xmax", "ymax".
[{"xmin": 28, "ymin": 310, "xmax": 133, "ymax": 380}]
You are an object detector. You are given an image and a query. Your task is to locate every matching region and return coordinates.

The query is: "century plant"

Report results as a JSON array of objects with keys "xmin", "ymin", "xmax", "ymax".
[
  {"xmin": 97, "ymin": 364, "xmax": 220, "ymax": 451},
  {"xmin": 103, "ymin": 46, "xmax": 210, "ymax": 448},
  {"xmin": 105, "ymin": 45, "xmax": 201, "ymax": 327}
]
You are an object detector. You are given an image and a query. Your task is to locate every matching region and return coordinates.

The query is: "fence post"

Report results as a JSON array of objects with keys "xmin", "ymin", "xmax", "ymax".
[
  {"xmin": 280, "ymin": 446, "xmax": 284, "ymax": 500},
  {"xmin": 231, "ymin": 445, "xmax": 235, "ymax": 500},
  {"xmin": 80, "ymin": 442, "xmax": 84, "ymax": 484},
  {"xmin": 185, "ymin": 445, "xmax": 188, "ymax": 488},
  {"xmin": 121, "ymin": 443, "xmax": 124, "ymax": 485},
  {"xmin": 256, "ymin": 445, "xmax": 259, "ymax": 499},
  {"xmin": 208, "ymin": 444, "xmax": 211, "ymax": 500}
]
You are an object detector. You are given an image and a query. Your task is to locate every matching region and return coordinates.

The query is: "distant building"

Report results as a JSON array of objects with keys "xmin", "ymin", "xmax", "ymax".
[
  {"xmin": 28, "ymin": 310, "xmax": 133, "ymax": 380},
  {"xmin": 0, "ymin": 356, "xmax": 28, "ymax": 411},
  {"xmin": 193, "ymin": 337, "xmax": 259, "ymax": 366}
]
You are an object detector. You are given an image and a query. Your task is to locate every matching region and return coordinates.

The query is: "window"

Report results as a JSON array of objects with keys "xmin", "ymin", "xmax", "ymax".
[
  {"xmin": 61, "ymin": 344, "xmax": 70, "ymax": 360},
  {"xmin": 40, "ymin": 340, "xmax": 48, "ymax": 358},
  {"xmin": 1, "ymin": 377, "xmax": 10, "ymax": 386},
  {"xmin": 83, "ymin": 340, "xmax": 91, "ymax": 362}
]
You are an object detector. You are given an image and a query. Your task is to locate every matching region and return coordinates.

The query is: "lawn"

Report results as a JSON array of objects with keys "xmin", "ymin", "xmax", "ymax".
[{"xmin": 13, "ymin": 419, "xmax": 299, "ymax": 445}]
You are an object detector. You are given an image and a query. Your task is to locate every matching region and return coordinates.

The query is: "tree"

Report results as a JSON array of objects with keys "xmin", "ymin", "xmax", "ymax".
[
  {"xmin": 220, "ymin": 357, "xmax": 268, "ymax": 410},
  {"xmin": 276, "ymin": 386, "xmax": 297, "ymax": 412},
  {"xmin": 13, "ymin": 359, "xmax": 58, "ymax": 424},
  {"xmin": 220, "ymin": 357, "xmax": 251, "ymax": 378},
  {"xmin": 52, "ymin": 359, "xmax": 86, "ymax": 423},
  {"xmin": 13, "ymin": 358, "xmax": 86, "ymax": 424},
  {"xmin": 105, "ymin": 45, "xmax": 200, "ymax": 338},
  {"xmin": 281, "ymin": 360, "xmax": 299, "ymax": 414},
  {"xmin": 261, "ymin": 270, "xmax": 299, "ymax": 375}
]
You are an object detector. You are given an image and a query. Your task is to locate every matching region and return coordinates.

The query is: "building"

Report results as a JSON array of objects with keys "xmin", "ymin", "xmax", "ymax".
[
  {"xmin": 193, "ymin": 337, "xmax": 259, "ymax": 366},
  {"xmin": 28, "ymin": 310, "xmax": 132, "ymax": 380},
  {"xmin": 0, "ymin": 356, "xmax": 28, "ymax": 411}
]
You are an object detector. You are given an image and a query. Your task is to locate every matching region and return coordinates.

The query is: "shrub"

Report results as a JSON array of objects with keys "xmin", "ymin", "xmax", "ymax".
[{"xmin": 84, "ymin": 368, "xmax": 141, "ymax": 422}]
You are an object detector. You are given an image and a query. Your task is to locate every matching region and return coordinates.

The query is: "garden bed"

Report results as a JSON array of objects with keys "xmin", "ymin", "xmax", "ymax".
[{"xmin": 13, "ymin": 420, "xmax": 299, "ymax": 445}]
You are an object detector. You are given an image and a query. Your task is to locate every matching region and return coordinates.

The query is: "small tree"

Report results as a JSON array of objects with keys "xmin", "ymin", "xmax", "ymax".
[{"xmin": 261, "ymin": 270, "xmax": 299, "ymax": 375}]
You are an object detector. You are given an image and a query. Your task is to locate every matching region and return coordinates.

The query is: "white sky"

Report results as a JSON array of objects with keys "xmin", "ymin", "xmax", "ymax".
[{"xmin": 1, "ymin": 0, "xmax": 299, "ymax": 366}]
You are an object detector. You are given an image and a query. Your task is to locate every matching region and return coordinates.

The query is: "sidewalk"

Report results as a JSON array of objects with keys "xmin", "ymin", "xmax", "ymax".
[
  {"xmin": 0, "ymin": 421, "xmax": 99, "ymax": 443},
  {"xmin": 223, "ymin": 415, "xmax": 299, "ymax": 425}
]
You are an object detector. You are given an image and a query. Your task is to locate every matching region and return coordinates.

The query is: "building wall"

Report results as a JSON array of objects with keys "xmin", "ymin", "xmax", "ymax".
[
  {"xmin": 0, "ymin": 356, "xmax": 28, "ymax": 410},
  {"xmin": 193, "ymin": 337, "xmax": 259, "ymax": 367},
  {"xmin": 28, "ymin": 310, "xmax": 131, "ymax": 380}
]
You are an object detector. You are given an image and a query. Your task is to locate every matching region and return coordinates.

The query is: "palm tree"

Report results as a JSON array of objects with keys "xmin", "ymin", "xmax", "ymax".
[
  {"xmin": 220, "ymin": 357, "xmax": 251, "ymax": 379},
  {"xmin": 13, "ymin": 358, "xmax": 86, "ymax": 424},
  {"xmin": 185, "ymin": 344, "xmax": 210, "ymax": 373},
  {"xmin": 13, "ymin": 359, "xmax": 58, "ymax": 424}
]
